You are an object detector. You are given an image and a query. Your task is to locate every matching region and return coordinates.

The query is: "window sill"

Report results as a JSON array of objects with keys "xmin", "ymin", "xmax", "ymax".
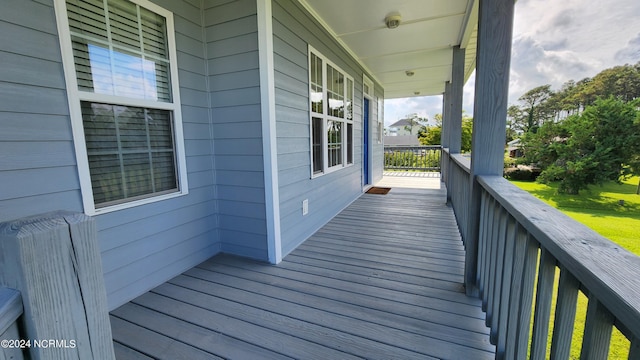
[{"xmin": 85, "ymin": 189, "xmax": 189, "ymax": 216}]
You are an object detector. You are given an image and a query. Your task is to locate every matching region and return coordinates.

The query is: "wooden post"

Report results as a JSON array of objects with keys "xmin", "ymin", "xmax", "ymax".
[
  {"xmin": 449, "ymin": 46, "xmax": 465, "ymax": 154},
  {"xmin": 441, "ymin": 82, "xmax": 452, "ymax": 192},
  {"xmin": 465, "ymin": 0, "xmax": 514, "ymax": 296},
  {"xmin": 0, "ymin": 211, "xmax": 115, "ymax": 360},
  {"xmin": 1, "ymin": 287, "xmax": 24, "ymax": 360}
]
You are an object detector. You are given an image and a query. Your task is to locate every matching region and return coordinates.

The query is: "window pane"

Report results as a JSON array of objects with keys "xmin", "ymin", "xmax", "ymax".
[
  {"xmin": 327, "ymin": 65, "xmax": 344, "ymax": 118},
  {"xmin": 312, "ymin": 117, "xmax": 323, "ymax": 174},
  {"xmin": 328, "ymin": 120, "xmax": 342, "ymax": 167},
  {"xmin": 310, "ymin": 53, "xmax": 323, "ymax": 114},
  {"xmin": 81, "ymin": 101, "xmax": 177, "ymax": 207},
  {"xmin": 67, "ymin": 0, "xmax": 171, "ymax": 102},
  {"xmin": 347, "ymin": 123, "xmax": 353, "ymax": 164}
]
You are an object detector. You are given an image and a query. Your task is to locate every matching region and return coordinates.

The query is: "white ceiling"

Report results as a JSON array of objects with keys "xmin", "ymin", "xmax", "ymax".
[{"xmin": 298, "ymin": 0, "xmax": 478, "ymax": 99}]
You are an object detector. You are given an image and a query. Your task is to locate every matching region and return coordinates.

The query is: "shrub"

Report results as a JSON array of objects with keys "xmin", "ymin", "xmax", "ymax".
[{"xmin": 504, "ymin": 167, "xmax": 540, "ymax": 181}]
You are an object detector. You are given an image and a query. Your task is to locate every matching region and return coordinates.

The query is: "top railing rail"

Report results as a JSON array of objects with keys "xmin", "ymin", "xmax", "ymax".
[{"xmin": 384, "ymin": 145, "xmax": 442, "ymax": 172}]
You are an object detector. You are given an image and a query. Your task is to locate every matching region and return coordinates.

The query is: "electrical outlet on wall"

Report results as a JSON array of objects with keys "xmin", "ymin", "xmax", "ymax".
[{"xmin": 302, "ymin": 199, "xmax": 309, "ymax": 215}]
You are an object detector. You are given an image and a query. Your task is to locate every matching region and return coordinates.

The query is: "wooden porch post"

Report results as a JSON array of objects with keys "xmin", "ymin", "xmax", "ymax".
[
  {"xmin": 465, "ymin": 0, "xmax": 514, "ymax": 296},
  {"xmin": 449, "ymin": 46, "xmax": 465, "ymax": 155},
  {"xmin": 441, "ymin": 81, "xmax": 451, "ymax": 189},
  {"xmin": 0, "ymin": 211, "xmax": 115, "ymax": 359}
]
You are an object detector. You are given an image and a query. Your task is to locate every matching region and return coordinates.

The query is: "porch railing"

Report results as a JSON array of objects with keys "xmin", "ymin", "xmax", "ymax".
[
  {"xmin": 446, "ymin": 152, "xmax": 640, "ymax": 359},
  {"xmin": 0, "ymin": 287, "xmax": 23, "ymax": 360},
  {"xmin": 383, "ymin": 145, "xmax": 441, "ymax": 172}
]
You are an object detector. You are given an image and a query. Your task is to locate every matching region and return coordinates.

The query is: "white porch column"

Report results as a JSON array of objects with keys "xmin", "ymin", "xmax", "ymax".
[
  {"xmin": 466, "ymin": 0, "xmax": 515, "ymax": 295},
  {"xmin": 441, "ymin": 82, "xmax": 451, "ymax": 187}
]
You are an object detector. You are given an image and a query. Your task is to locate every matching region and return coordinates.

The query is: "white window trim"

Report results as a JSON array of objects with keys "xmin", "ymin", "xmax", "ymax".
[
  {"xmin": 54, "ymin": 0, "xmax": 188, "ymax": 216},
  {"xmin": 308, "ymin": 45, "xmax": 354, "ymax": 179}
]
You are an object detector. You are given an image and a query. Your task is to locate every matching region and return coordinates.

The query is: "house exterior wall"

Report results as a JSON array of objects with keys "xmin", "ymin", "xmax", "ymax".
[
  {"xmin": 0, "ymin": 0, "xmax": 220, "ymax": 310},
  {"xmin": 272, "ymin": 0, "xmax": 384, "ymax": 256},
  {"xmin": 204, "ymin": 0, "xmax": 269, "ymax": 261}
]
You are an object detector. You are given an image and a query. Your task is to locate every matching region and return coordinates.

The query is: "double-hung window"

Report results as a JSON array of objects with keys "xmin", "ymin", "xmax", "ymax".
[
  {"xmin": 309, "ymin": 47, "xmax": 354, "ymax": 177},
  {"xmin": 55, "ymin": 0, "xmax": 187, "ymax": 214}
]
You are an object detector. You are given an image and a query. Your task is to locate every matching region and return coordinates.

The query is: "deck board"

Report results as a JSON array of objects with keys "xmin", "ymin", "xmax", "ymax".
[{"xmin": 111, "ymin": 183, "xmax": 494, "ymax": 359}]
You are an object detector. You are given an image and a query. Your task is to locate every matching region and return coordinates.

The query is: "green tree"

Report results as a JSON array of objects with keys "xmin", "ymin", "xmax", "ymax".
[
  {"xmin": 402, "ymin": 113, "xmax": 428, "ymax": 135},
  {"xmin": 533, "ymin": 98, "xmax": 640, "ymax": 194},
  {"xmin": 419, "ymin": 113, "xmax": 473, "ymax": 152},
  {"xmin": 516, "ymin": 84, "xmax": 555, "ymax": 133}
]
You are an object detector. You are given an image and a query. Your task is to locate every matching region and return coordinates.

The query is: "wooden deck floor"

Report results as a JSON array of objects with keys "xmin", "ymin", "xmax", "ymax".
[{"xmin": 110, "ymin": 182, "xmax": 494, "ymax": 359}]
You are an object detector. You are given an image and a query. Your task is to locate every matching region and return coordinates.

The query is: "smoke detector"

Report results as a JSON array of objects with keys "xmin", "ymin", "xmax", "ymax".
[{"xmin": 385, "ymin": 13, "xmax": 401, "ymax": 29}]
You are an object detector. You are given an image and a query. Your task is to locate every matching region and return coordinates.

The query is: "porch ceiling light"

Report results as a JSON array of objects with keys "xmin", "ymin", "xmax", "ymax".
[
  {"xmin": 405, "ymin": 70, "xmax": 415, "ymax": 77},
  {"xmin": 385, "ymin": 13, "xmax": 402, "ymax": 29}
]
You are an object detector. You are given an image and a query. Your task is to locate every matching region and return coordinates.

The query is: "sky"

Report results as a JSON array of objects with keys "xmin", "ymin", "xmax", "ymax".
[{"xmin": 384, "ymin": 0, "xmax": 640, "ymax": 127}]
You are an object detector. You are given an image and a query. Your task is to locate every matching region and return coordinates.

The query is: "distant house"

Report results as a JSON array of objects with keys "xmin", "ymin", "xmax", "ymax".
[
  {"xmin": 388, "ymin": 118, "xmax": 423, "ymax": 136},
  {"xmin": 384, "ymin": 135, "xmax": 421, "ymax": 146},
  {"xmin": 507, "ymin": 138, "xmax": 523, "ymax": 158}
]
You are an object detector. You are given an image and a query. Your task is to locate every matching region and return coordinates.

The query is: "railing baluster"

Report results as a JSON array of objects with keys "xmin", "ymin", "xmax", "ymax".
[
  {"xmin": 477, "ymin": 189, "xmax": 490, "ymax": 292},
  {"xmin": 482, "ymin": 197, "xmax": 497, "ymax": 312},
  {"xmin": 490, "ymin": 207, "xmax": 509, "ymax": 344},
  {"xmin": 505, "ymin": 224, "xmax": 528, "ymax": 360},
  {"xmin": 581, "ymin": 297, "xmax": 614, "ymax": 360},
  {"xmin": 496, "ymin": 215, "xmax": 517, "ymax": 358},
  {"xmin": 550, "ymin": 268, "xmax": 580, "ymax": 360},
  {"xmin": 530, "ymin": 248, "xmax": 557, "ymax": 359},
  {"xmin": 515, "ymin": 235, "xmax": 539, "ymax": 360},
  {"xmin": 486, "ymin": 199, "xmax": 501, "ymax": 323}
]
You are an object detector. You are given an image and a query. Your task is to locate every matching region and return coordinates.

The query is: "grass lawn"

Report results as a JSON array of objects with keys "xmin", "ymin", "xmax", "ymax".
[{"xmin": 511, "ymin": 177, "xmax": 640, "ymax": 359}]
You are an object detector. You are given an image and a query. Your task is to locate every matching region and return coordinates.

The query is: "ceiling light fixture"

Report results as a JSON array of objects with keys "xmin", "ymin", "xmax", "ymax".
[
  {"xmin": 405, "ymin": 70, "xmax": 415, "ymax": 77},
  {"xmin": 414, "ymin": 91, "xmax": 421, "ymax": 95},
  {"xmin": 385, "ymin": 13, "xmax": 401, "ymax": 29}
]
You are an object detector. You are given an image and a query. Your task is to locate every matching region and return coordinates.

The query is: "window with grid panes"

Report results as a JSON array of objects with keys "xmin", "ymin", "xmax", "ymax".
[
  {"xmin": 309, "ymin": 48, "xmax": 354, "ymax": 177},
  {"xmin": 56, "ymin": 0, "xmax": 187, "ymax": 213}
]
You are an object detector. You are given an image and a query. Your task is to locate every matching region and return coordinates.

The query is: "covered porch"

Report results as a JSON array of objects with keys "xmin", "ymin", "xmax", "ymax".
[{"xmin": 110, "ymin": 176, "xmax": 495, "ymax": 359}]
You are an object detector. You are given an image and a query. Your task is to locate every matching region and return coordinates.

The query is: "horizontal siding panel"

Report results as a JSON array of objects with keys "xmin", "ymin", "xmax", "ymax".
[
  {"xmin": 276, "ymin": 120, "xmax": 308, "ymax": 138},
  {"xmin": 0, "ymin": 84, "xmax": 68, "ymax": 115},
  {"xmin": 105, "ymin": 240, "xmax": 219, "ymax": 310},
  {"xmin": 277, "ymin": 152, "xmax": 309, "ymax": 172},
  {"xmin": 178, "ymin": 70, "xmax": 208, "ymax": 92},
  {"xmin": 207, "ymin": 51, "xmax": 259, "ymax": 75},
  {"xmin": 0, "ymin": 113, "xmax": 72, "ymax": 141},
  {"xmin": 0, "ymin": 52, "xmax": 64, "ymax": 89},
  {"xmin": 216, "ymin": 170, "xmax": 264, "ymax": 188},
  {"xmin": 205, "ymin": 14, "xmax": 257, "ymax": 42},
  {"xmin": 186, "ymin": 155, "xmax": 214, "ymax": 173},
  {"xmin": 151, "ymin": 0, "xmax": 202, "ymax": 24},
  {"xmin": 0, "ymin": 141, "xmax": 76, "ymax": 171},
  {"xmin": 213, "ymin": 138, "xmax": 263, "ymax": 156},
  {"xmin": 275, "ymin": 105, "xmax": 308, "ymax": 124},
  {"xmin": 0, "ymin": 0, "xmax": 57, "ymax": 34},
  {"xmin": 274, "ymin": 70, "xmax": 307, "ymax": 98},
  {"xmin": 186, "ymin": 139, "xmax": 214, "ymax": 156},
  {"xmin": 221, "ymin": 242, "xmax": 267, "ymax": 261},
  {"xmin": 176, "ymin": 32, "xmax": 206, "ymax": 57},
  {"xmin": 272, "ymin": 18, "xmax": 306, "ymax": 54},
  {"xmin": 210, "ymin": 87, "xmax": 261, "ymax": 108},
  {"xmin": 219, "ymin": 215, "xmax": 266, "ymax": 235},
  {"xmin": 214, "ymin": 155, "xmax": 264, "ymax": 171},
  {"xmin": 0, "ymin": 190, "xmax": 83, "ymax": 224},
  {"xmin": 209, "ymin": 69, "xmax": 260, "ymax": 91},
  {"xmin": 276, "ymin": 137, "xmax": 308, "ymax": 157},
  {"xmin": 273, "ymin": 37, "xmax": 306, "ymax": 69},
  {"xmin": 183, "ymin": 122, "xmax": 213, "ymax": 140},
  {"xmin": 177, "ymin": 52, "xmax": 207, "ymax": 75},
  {"xmin": 179, "ymin": 87, "xmax": 209, "ymax": 107},
  {"xmin": 219, "ymin": 230, "xmax": 267, "ymax": 250},
  {"xmin": 186, "ymin": 170, "xmax": 215, "ymax": 190},
  {"xmin": 212, "ymin": 121, "xmax": 262, "ymax": 139},
  {"xmin": 182, "ymin": 106, "xmax": 210, "ymax": 124},
  {"xmin": 0, "ymin": 21, "xmax": 61, "ymax": 61},
  {"xmin": 96, "ymin": 186, "xmax": 215, "ymax": 231},
  {"xmin": 217, "ymin": 200, "xmax": 266, "ymax": 219},
  {"xmin": 102, "ymin": 215, "xmax": 217, "ymax": 274},
  {"xmin": 212, "ymin": 104, "xmax": 261, "ymax": 123},
  {"xmin": 174, "ymin": 15, "xmax": 204, "ymax": 41},
  {"xmin": 203, "ymin": 0, "xmax": 256, "ymax": 27},
  {"xmin": 217, "ymin": 185, "xmax": 265, "ymax": 203},
  {"xmin": 278, "ymin": 166, "xmax": 310, "ymax": 188},
  {"xmin": 273, "ymin": 87, "xmax": 306, "ymax": 110},
  {"xmin": 0, "ymin": 167, "xmax": 79, "ymax": 200},
  {"xmin": 207, "ymin": 33, "xmax": 258, "ymax": 59},
  {"xmin": 99, "ymin": 200, "xmax": 216, "ymax": 253}
]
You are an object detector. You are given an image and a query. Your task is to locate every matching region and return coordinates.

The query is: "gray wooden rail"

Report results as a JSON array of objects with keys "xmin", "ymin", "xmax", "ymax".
[
  {"xmin": 1, "ymin": 287, "xmax": 24, "ymax": 360},
  {"xmin": 446, "ymin": 155, "xmax": 640, "ymax": 359},
  {"xmin": 447, "ymin": 152, "xmax": 471, "ymax": 245},
  {"xmin": 384, "ymin": 145, "xmax": 441, "ymax": 172}
]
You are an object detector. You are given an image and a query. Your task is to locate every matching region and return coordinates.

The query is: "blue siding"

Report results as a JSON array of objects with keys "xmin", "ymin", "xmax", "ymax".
[
  {"xmin": 0, "ymin": 0, "xmax": 221, "ymax": 310},
  {"xmin": 204, "ymin": 0, "xmax": 268, "ymax": 261},
  {"xmin": 272, "ymin": 0, "xmax": 384, "ymax": 256}
]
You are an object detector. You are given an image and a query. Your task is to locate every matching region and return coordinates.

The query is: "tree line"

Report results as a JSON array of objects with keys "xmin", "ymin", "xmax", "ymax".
[{"xmin": 417, "ymin": 61, "xmax": 640, "ymax": 194}]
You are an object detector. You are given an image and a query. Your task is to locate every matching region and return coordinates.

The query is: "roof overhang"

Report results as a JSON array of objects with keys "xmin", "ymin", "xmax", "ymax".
[{"xmin": 298, "ymin": 0, "xmax": 478, "ymax": 99}]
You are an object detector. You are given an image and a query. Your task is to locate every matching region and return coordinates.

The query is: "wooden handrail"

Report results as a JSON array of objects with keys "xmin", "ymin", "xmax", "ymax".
[{"xmin": 474, "ymin": 175, "xmax": 640, "ymax": 357}]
